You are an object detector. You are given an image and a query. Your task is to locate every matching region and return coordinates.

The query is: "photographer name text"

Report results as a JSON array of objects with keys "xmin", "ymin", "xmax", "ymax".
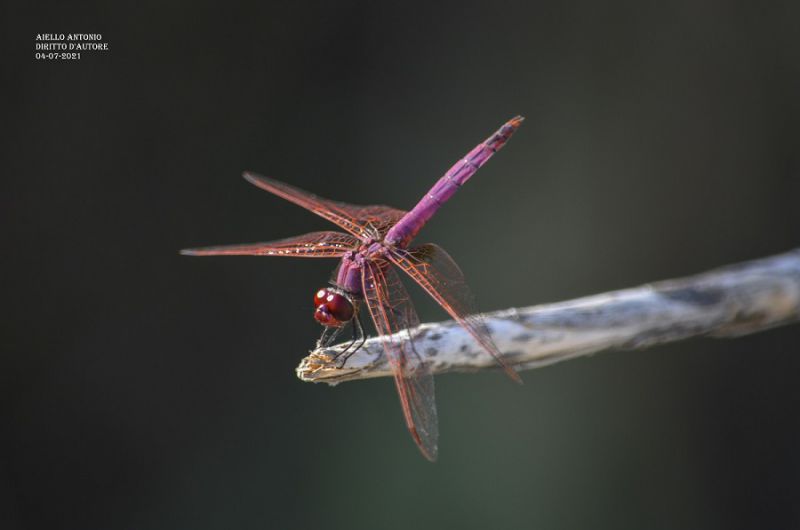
[{"xmin": 35, "ymin": 33, "xmax": 109, "ymax": 60}]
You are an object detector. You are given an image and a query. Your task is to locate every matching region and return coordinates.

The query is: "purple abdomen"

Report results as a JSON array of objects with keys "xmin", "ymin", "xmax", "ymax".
[{"xmin": 384, "ymin": 116, "xmax": 524, "ymax": 248}]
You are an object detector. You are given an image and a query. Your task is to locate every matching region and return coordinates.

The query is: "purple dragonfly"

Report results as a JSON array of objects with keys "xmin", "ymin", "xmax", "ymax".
[{"xmin": 182, "ymin": 116, "xmax": 524, "ymax": 460}]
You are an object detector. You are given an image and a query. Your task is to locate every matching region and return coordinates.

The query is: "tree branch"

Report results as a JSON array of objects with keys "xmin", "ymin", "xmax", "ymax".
[{"xmin": 296, "ymin": 249, "xmax": 800, "ymax": 385}]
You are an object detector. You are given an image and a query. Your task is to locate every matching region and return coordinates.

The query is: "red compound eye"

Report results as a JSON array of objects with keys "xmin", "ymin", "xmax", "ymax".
[
  {"xmin": 313, "ymin": 288, "xmax": 354, "ymax": 327},
  {"xmin": 313, "ymin": 288, "xmax": 330, "ymax": 307}
]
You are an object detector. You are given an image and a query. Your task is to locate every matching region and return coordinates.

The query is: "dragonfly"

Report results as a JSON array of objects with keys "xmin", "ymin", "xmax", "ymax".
[{"xmin": 182, "ymin": 116, "xmax": 524, "ymax": 461}]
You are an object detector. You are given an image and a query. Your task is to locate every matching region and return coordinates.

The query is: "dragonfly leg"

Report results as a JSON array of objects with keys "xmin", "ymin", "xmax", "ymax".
[
  {"xmin": 354, "ymin": 313, "xmax": 367, "ymax": 354},
  {"xmin": 317, "ymin": 325, "xmax": 344, "ymax": 349},
  {"xmin": 316, "ymin": 326, "xmax": 331, "ymax": 349},
  {"xmin": 333, "ymin": 312, "xmax": 367, "ymax": 369},
  {"xmin": 331, "ymin": 326, "xmax": 358, "ymax": 366}
]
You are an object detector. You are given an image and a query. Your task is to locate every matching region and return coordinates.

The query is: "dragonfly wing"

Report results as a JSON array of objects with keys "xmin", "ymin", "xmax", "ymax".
[
  {"xmin": 362, "ymin": 259, "xmax": 439, "ymax": 461},
  {"xmin": 389, "ymin": 244, "xmax": 522, "ymax": 383},
  {"xmin": 180, "ymin": 231, "xmax": 358, "ymax": 257},
  {"xmin": 348, "ymin": 204, "xmax": 408, "ymax": 237},
  {"xmin": 243, "ymin": 172, "xmax": 406, "ymax": 238}
]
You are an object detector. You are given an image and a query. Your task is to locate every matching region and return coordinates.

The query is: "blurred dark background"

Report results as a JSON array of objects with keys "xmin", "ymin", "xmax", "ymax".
[{"xmin": 3, "ymin": 1, "xmax": 800, "ymax": 529}]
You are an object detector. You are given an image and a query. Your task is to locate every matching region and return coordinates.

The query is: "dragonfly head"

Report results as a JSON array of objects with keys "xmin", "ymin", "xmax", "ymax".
[{"xmin": 313, "ymin": 287, "xmax": 355, "ymax": 327}]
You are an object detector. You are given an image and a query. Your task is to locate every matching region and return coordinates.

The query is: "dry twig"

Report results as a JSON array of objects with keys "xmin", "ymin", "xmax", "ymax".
[{"xmin": 296, "ymin": 249, "xmax": 800, "ymax": 385}]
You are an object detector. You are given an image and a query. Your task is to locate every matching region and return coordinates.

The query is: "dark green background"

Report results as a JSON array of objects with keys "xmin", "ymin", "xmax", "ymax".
[{"xmin": 4, "ymin": 1, "xmax": 799, "ymax": 529}]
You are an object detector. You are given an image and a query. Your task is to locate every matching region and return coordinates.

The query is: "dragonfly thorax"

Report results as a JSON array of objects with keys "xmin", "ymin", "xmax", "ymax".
[{"xmin": 313, "ymin": 287, "xmax": 355, "ymax": 327}]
